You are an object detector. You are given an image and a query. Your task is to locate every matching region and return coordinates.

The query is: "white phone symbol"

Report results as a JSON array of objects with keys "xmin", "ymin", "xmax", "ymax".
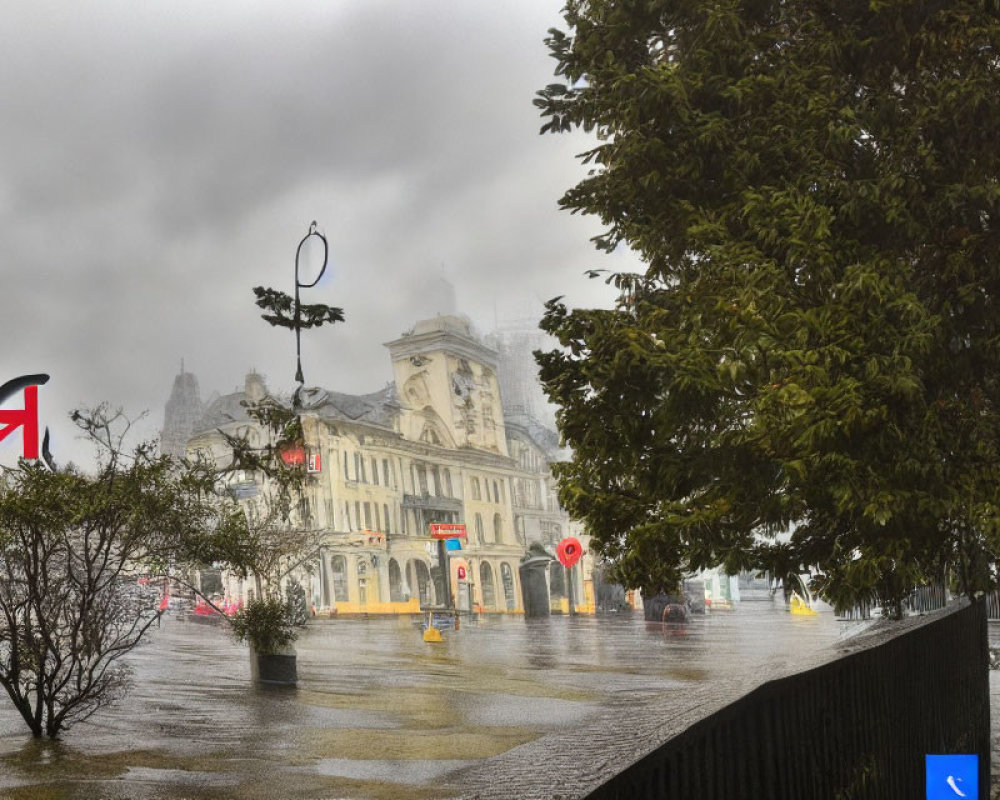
[{"xmin": 947, "ymin": 775, "xmax": 967, "ymax": 797}]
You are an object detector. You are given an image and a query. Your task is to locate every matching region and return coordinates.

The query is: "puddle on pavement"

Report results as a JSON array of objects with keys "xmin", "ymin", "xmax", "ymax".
[
  {"xmin": 296, "ymin": 725, "xmax": 538, "ymax": 762},
  {"xmin": 462, "ymin": 693, "xmax": 595, "ymax": 728},
  {"xmin": 314, "ymin": 757, "xmax": 474, "ymax": 784}
]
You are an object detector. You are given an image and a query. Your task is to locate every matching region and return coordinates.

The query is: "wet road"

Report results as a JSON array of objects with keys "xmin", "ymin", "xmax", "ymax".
[{"xmin": 0, "ymin": 605, "xmax": 875, "ymax": 799}]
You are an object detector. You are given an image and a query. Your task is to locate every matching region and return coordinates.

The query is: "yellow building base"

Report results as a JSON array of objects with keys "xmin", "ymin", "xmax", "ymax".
[{"xmin": 321, "ymin": 598, "xmax": 422, "ymax": 616}]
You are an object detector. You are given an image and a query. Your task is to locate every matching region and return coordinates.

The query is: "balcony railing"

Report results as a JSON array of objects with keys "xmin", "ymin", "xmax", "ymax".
[{"xmin": 402, "ymin": 493, "xmax": 462, "ymax": 513}]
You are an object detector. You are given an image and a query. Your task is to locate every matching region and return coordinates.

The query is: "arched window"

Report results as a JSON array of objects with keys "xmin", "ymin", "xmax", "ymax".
[
  {"xmin": 388, "ymin": 558, "xmax": 403, "ymax": 602},
  {"xmin": 500, "ymin": 563, "xmax": 516, "ymax": 610},
  {"xmin": 420, "ymin": 425, "xmax": 441, "ymax": 445},
  {"xmin": 475, "ymin": 513, "xmax": 484, "ymax": 544},
  {"xmin": 480, "ymin": 562, "xmax": 496, "ymax": 609},
  {"xmin": 493, "ymin": 513, "xmax": 502, "ymax": 544},
  {"xmin": 331, "ymin": 555, "xmax": 349, "ymax": 602}
]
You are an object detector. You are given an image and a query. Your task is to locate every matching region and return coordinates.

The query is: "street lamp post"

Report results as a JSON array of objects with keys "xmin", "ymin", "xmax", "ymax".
[
  {"xmin": 252, "ymin": 221, "xmax": 344, "ymax": 410},
  {"xmin": 293, "ymin": 222, "xmax": 329, "ymax": 388}
]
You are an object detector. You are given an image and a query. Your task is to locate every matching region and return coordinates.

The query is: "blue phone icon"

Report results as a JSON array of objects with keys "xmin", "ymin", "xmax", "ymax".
[{"xmin": 926, "ymin": 754, "xmax": 978, "ymax": 800}]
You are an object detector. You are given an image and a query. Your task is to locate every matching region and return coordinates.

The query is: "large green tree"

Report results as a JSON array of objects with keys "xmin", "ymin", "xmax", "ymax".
[{"xmin": 535, "ymin": 0, "xmax": 1000, "ymax": 614}]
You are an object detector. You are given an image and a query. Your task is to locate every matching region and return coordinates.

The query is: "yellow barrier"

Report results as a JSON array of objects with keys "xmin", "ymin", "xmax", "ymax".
[{"xmin": 790, "ymin": 595, "xmax": 818, "ymax": 616}]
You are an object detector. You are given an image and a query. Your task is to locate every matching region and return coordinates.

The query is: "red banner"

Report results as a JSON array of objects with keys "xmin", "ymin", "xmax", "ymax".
[{"xmin": 430, "ymin": 523, "xmax": 467, "ymax": 539}]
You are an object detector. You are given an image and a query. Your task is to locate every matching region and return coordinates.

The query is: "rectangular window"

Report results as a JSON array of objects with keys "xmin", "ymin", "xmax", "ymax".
[
  {"xmin": 374, "ymin": 504, "xmax": 381, "ymax": 531},
  {"xmin": 343, "ymin": 451, "xmax": 350, "ymax": 480},
  {"xmin": 372, "ymin": 457, "xmax": 379, "ymax": 485},
  {"xmin": 384, "ymin": 504, "xmax": 391, "ymax": 535},
  {"xmin": 416, "ymin": 464, "xmax": 428, "ymax": 494},
  {"xmin": 471, "ymin": 477, "xmax": 481, "ymax": 501},
  {"xmin": 360, "ymin": 456, "xmax": 367, "ymax": 484},
  {"xmin": 354, "ymin": 453, "xmax": 361, "ymax": 481},
  {"xmin": 355, "ymin": 501, "xmax": 361, "ymax": 530},
  {"xmin": 345, "ymin": 502, "xmax": 352, "ymax": 531},
  {"xmin": 383, "ymin": 459, "xmax": 390, "ymax": 487},
  {"xmin": 431, "ymin": 466, "xmax": 441, "ymax": 496},
  {"xmin": 400, "ymin": 505, "xmax": 407, "ymax": 534},
  {"xmin": 324, "ymin": 499, "xmax": 334, "ymax": 527},
  {"xmin": 363, "ymin": 502, "xmax": 372, "ymax": 529}
]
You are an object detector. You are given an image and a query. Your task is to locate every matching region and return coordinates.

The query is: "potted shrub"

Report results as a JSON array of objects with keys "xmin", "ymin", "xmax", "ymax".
[{"xmin": 231, "ymin": 595, "xmax": 300, "ymax": 686}]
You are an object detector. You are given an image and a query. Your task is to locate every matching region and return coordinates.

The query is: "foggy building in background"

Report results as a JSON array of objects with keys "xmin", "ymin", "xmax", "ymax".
[
  {"xmin": 178, "ymin": 314, "xmax": 592, "ymax": 616},
  {"xmin": 486, "ymin": 320, "xmax": 558, "ymax": 432},
  {"xmin": 160, "ymin": 364, "xmax": 204, "ymax": 459}
]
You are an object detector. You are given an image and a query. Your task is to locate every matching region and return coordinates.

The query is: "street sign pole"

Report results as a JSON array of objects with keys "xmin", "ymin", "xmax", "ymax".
[
  {"xmin": 567, "ymin": 563, "xmax": 576, "ymax": 616},
  {"xmin": 438, "ymin": 539, "xmax": 453, "ymax": 609}
]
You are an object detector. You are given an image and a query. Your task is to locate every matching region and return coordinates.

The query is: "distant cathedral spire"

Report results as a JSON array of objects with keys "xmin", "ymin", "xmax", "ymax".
[{"xmin": 161, "ymin": 362, "xmax": 204, "ymax": 459}]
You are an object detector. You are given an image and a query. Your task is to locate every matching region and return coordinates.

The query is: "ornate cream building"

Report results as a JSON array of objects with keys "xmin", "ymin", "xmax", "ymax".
[{"xmin": 185, "ymin": 315, "xmax": 593, "ymax": 615}]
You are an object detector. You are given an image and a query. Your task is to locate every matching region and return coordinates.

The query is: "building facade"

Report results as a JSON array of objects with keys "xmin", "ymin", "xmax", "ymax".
[{"xmin": 185, "ymin": 315, "xmax": 592, "ymax": 615}]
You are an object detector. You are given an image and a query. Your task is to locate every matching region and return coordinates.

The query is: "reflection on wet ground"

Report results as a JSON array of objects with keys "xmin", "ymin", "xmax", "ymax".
[{"xmin": 0, "ymin": 604, "xmax": 863, "ymax": 799}]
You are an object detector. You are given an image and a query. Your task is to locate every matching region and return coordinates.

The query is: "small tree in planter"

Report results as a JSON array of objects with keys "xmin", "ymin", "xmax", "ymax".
[
  {"xmin": 176, "ymin": 403, "xmax": 323, "ymax": 686},
  {"xmin": 173, "ymin": 222, "xmax": 344, "ymax": 684},
  {"xmin": 230, "ymin": 595, "xmax": 300, "ymax": 685},
  {"xmin": 174, "ymin": 434, "xmax": 323, "ymax": 684}
]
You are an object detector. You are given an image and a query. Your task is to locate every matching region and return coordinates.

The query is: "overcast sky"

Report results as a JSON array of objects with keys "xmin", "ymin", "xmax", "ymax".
[{"xmin": 0, "ymin": 1, "xmax": 641, "ymax": 468}]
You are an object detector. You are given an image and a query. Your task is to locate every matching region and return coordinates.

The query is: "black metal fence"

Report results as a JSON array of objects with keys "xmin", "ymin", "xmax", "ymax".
[
  {"xmin": 584, "ymin": 600, "xmax": 990, "ymax": 799},
  {"xmin": 987, "ymin": 590, "xmax": 1000, "ymax": 620}
]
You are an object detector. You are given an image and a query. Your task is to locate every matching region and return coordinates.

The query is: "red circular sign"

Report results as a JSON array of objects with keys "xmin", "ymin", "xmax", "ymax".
[{"xmin": 556, "ymin": 537, "xmax": 583, "ymax": 568}]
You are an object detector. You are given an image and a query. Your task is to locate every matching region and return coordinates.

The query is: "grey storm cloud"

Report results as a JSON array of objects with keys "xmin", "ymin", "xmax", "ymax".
[{"xmin": 0, "ymin": 1, "xmax": 639, "ymax": 468}]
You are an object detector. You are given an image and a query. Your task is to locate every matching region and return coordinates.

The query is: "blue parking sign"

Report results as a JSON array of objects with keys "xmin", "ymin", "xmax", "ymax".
[{"xmin": 926, "ymin": 754, "xmax": 978, "ymax": 799}]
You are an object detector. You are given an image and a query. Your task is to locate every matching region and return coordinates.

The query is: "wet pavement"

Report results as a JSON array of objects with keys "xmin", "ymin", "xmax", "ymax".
[{"xmin": 0, "ymin": 604, "xmax": 941, "ymax": 799}]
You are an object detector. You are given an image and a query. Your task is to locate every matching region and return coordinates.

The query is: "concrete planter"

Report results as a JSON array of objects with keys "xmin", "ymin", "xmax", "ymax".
[{"xmin": 249, "ymin": 646, "xmax": 297, "ymax": 687}]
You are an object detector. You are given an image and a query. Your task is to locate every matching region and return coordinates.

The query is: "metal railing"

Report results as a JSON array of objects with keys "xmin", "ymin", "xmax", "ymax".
[{"xmin": 584, "ymin": 600, "xmax": 990, "ymax": 799}]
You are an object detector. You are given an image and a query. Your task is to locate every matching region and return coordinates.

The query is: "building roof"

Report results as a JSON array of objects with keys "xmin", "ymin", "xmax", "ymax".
[
  {"xmin": 505, "ymin": 415, "xmax": 565, "ymax": 460},
  {"xmin": 191, "ymin": 381, "xmax": 399, "ymax": 436},
  {"xmin": 191, "ymin": 391, "xmax": 253, "ymax": 434},
  {"xmin": 301, "ymin": 384, "xmax": 398, "ymax": 429}
]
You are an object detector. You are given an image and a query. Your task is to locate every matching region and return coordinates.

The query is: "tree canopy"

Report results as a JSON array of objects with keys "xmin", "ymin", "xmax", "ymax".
[{"xmin": 535, "ymin": 0, "xmax": 1000, "ymax": 613}]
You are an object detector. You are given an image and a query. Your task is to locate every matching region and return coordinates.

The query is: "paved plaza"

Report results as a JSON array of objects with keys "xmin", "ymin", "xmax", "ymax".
[{"xmin": 0, "ymin": 605, "xmax": 975, "ymax": 799}]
